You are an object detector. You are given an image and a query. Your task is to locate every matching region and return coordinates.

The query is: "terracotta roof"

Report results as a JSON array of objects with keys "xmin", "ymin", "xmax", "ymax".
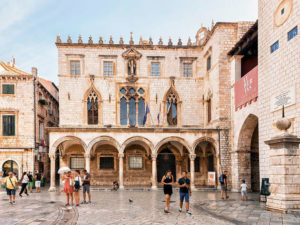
[
  {"xmin": 0, "ymin": 61, "xmax": 31, "ymax": 76},
  {"xmin": 38, "ymin": 77, "xmax": 59, "ymax": 101}
]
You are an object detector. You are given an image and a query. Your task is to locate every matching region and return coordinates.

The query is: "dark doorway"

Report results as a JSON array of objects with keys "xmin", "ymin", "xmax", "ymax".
[
  {"xmin": 251, "ymin": 125, "xmax": 259, "ymax": 192},
  {"xmin": 157, "ymin": 148, "xmax": 176, "ymax": 182},
  {"xmin": 55, "ymin": 149, "xmax": 60, "ymax": 185}
]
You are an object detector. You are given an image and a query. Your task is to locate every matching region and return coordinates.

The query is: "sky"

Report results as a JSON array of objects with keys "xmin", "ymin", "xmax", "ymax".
[{"xmin": 0, "ymin": 0, "xmax": 258, "ymax": 84}]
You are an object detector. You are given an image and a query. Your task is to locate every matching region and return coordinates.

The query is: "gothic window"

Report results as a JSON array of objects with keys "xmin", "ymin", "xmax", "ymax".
[
  {"xmin": 167, "ymin": 91, "xmax": 177, "ymax": 125},
  {"xmin": 119, "ymin": 87, "xmax": 146, "ymax": 126},
  {"xmin": 87, "ymin": 90, "xmax": 98, "ymax": 125}
]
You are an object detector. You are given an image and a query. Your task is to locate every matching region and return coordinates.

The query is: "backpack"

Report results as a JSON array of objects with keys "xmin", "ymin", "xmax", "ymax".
[{"xmin": 219, "ymin": 175, "xmax": 224, "ymax": 184}]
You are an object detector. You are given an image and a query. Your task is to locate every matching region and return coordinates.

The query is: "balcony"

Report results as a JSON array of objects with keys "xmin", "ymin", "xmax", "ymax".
[{"xmin": 234, "ymin": 65, "xmax": 258, "ymax": 110}]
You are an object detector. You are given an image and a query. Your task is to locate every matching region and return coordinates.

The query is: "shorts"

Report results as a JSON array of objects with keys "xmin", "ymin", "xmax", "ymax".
[
  {"xmin": 241, "ymin": 190, "xmax": 247, "ymax": 196},
  {"xmin": 27, "ymin": 182, "xmax": 33, "ymax": 189},
  {"xmin": 179, "ymin": 192, "xmax": 189, "ymax": 203},
  {"xmin": 35, "ymin": 181, "xmax": 41, "ymax": 188},
  {"xmin": 221, "ymin": 183, "xmax": 227, "ymax": 191},
  {"xmin": 83, "ymin": 184, "xmax": 90, "ymax": 194},
  {"xmin": 6, "ymin": 188, "xmax": 16, "ymax": 196}
]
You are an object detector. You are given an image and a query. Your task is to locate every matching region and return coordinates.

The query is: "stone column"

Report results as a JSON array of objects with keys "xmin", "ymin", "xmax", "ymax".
[
  {"xmin": 48, "ymin": 154, "xmax": 56, "ymax": 192},
  {"xmin": 265, "ymin": 118, "xmax": 300, "ymax": 213},
  {"xmin": 190, "ymin": 154, "xmax": 196, "ymax": 190},
  {"xmin": 118, "ymin": 153, "xmax": 124, "ymax": 189},
  {"xmin": 84, "ymin": 154, "xmax": 90, "ymax": 173},
  {"xmin": 151, "ymin": 154, "xmax": 157, "ymax": 189}
]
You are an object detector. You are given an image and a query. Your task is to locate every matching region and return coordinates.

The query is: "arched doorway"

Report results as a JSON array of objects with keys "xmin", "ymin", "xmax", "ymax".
[
  {"xmin": 2, "ymin": 160, "xmax": 19, "ymax": 178},
  {"xmin": 157, "ymin": 148, "xmax": 176, "ymax": 182}
]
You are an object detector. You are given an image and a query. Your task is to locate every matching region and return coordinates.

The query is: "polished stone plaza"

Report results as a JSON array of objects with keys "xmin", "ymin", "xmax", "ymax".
[{"xmin": 0, "ymin": 188, "xmax": 299, "ymax": 225}]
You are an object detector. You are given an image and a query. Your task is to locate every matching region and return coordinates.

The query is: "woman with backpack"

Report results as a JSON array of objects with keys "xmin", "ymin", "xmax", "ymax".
[
  {"xmin": 19, "ymin": 172, "xmax": 29, "ymax": 197},
  {"xmin": 73, "ymin": 170, "xmax": 82, "ymax": 206}
]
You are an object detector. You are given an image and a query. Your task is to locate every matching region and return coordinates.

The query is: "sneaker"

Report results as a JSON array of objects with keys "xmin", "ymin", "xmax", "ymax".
[
  {"xmin": 88, "ymin": 201, "xmax": 92, "ymax": 204},
  {"xmin": 9, "ymin": 202, "xmax": 13, "ymax": 205},
  {"xmin": 81, "ymin": 201, "xmax": 87, "ymax": 204},
  {"xmin": 12, "ymin": 201, "xmax": 15, "ymax": 204},
  {"xmin": 76, "ymin": 204, "xmax": 80, "ymax": 207},
  {"xmin": 19, "ymin": 194, "xmax": 22, "ymax": 197},
  {"xmin": 179, "ymin": 208, "xmax": 182, "ymax": 213},
  {"xmin": 164, "ymin": 209, "xmax": 170, "ymax": 213},
  {"xmin": 186, "ymin": 211, "xmax": 192, "ymax": 215}
]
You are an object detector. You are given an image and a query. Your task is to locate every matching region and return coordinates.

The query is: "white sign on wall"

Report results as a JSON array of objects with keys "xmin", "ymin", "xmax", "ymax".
[
  {"xmin": 207, "ymin": 171, "xmax": 216, "ymax": 186},
  {"xmin": 271, "ymin": 87, "xmax": 295, "ymax": 112}
]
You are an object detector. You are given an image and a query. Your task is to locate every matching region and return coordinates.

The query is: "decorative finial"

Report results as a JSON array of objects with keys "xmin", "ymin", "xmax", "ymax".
[
  {"xmin": 78, "ymin": 35, "xmax": 83, "ymax": 44},
  {"xmin": 129, "ymin": 32, "xmax": 134, "ymax": 45},
  {"xmin": 88, "ymin": 35, "xmax": 93, "ymax": 44},
  {"xmin": 67, "ymin": 35, "xmax": 72, "ymax": 44},
  {"xmin": 177, "ymin": 38, "xmax": 182, "ymax": 46},
  {"xmin": 149, "ymin": 37, "xmax": 153, "ymax": 45},
  {"xmin": 109, "ymin": 35, "xmax": 114, "ymax": 44},
  {"xmin": 158, "ymin": 37, "xmax": 163, "ymax": 45},
  {"xmin": 168, "ymin": 37, "xmax": 173, "ymax": 46},
  {"xmin": 99, "ymin": 36, "xmax": 103, "ymax": 44},
  {"xmin": 56, "ymin": 35, "xmax": 61, "ymax": 43},
  {"xmin": 139, "ymin": 36, "xmax": 143, "ymax": 45},
  {"xmin": 187, "ymin": 37, "xmax": 192, "ymax": 46},
  {"xmin": 119, "ymin": 36, "xmax": 124, "ymax": 45}
]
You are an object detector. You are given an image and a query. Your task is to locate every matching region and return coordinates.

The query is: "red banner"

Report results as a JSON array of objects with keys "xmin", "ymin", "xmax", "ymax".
[{"xmin": 234, "ymin": 66, "xmax": 258, "ymax": 110}]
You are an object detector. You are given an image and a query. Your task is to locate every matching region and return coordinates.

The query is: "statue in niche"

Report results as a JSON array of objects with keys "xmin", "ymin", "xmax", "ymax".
[{"xmin": 128, "ymin": 59, "xmax": 136, "ymax": 75}]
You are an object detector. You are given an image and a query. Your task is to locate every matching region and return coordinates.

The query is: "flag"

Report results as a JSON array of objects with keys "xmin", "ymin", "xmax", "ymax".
[
  {"xmin": 143, "ymin": 104, "xmax": 150, "ymax": 125},
  {"xmin": 157, "ymin": 103, "xmax": 161, "ymax": 124}
]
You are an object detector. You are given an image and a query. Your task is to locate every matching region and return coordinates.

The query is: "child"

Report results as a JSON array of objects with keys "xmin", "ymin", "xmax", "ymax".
[{"xmin": 240, "ymin": 179, "xmax": 248, "ymax": 201}]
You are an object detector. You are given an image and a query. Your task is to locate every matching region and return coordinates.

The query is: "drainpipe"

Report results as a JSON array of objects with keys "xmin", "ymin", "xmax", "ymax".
[
  {"xmin": 218, "ymin": 129, "xmax": 222, "ymax": 174},
  {"xmin": 32, "ymin": 67, "xmax": 37, "ymax": 173}
]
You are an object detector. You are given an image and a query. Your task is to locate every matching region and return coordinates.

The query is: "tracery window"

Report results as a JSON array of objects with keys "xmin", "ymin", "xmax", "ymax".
[
  {"xmin": 87, "ymin": 90, "xmax": 98, "ymax": 125},
  {"xmin": 119, "ymin": 87, "xmax": 146, "ymax": 126},
  {"xmin": 166, "ymin": 91, "xmax": 177, "ymax": 125}
]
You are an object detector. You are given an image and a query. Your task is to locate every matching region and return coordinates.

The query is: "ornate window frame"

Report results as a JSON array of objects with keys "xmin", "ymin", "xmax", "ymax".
[{"xmin": 83, "ymin": 85, "xmax": 103, "ymax": 126}]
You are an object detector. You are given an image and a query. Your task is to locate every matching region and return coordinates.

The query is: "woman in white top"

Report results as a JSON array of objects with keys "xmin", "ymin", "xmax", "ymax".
[
  {"xmin": 19, "ymin": 172, "xmax": 29, "ymax": 197},
  {"xmin": 73, "ymin": 170, "xmax": 82, "ymax": 206}
]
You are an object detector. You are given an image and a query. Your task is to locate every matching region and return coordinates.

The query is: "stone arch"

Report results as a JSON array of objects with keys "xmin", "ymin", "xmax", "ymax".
[
  {"xmin": 154, "ymin": 136, "xmax": 191, "ymax": 155},
  {"xmin": 87, "ymin": 136, "xmax": 120, "ymax": 155},
  {"xmin": 0, "ymin": 158, "xmax": 21, "ymax": 178},
  {"xmin": 50, "ymin": 136, "xmax": 87, "ymax": 155},
  {"xmin": 237, "ymin": 114, "xmax": 259, "ymax": 151},
  {"xmin": 83, "ymin": 85, "xmax": 103, "ymax": 125},
  {"xmin": 120, "ymin": 136, "xmax": 154, "ymax": 156},
  {"xmin": 192, "ymin": 137, "xmax": 218, "ymax": 154}
]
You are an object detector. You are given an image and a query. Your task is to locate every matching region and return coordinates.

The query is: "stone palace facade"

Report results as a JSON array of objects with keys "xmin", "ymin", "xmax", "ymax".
[{"xmin": 48, "ymin": 21, "xmax": 254, "ymax": 190}]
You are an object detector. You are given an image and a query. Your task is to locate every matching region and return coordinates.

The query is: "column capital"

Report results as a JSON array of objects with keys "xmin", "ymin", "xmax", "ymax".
[
  {"xmin": 49, "ymin": 154, "xmax": 56, "ymax": 160},
  {"xmin": 84, "ymin": 153, "xmax": 90, "ymax": 158},
  {"xmin": 189, "ymin": 154, "xmax": 196, "ymax": 160},
  {"xmin": 118, "ymin": 153, "xmax": 124, "ymax": 158},
  {"xmin": 151, "ymin": 154, "xmax": 157, "ymax": 160}
]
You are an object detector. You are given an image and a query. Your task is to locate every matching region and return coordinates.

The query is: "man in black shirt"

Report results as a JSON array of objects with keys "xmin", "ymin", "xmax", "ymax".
[
  {"xmin": 35, "ymin": 171, "xmax": 42, "ymax": 193},
  {"xmin": 219, "ymin": 171, "xmax": 229, "ymax": 199},
  {"xmin": 177, "ymin": 171, "xmax": 192, "ymax": 215},
  {"xmin": 82, "ymin": 169, "xmax": 91, "ymax": 204}
]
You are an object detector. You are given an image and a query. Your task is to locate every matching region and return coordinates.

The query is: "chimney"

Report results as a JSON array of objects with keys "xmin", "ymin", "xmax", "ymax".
[{"xmin": 32, "ymin": 67, "xmax": 38, "ymax": 77}]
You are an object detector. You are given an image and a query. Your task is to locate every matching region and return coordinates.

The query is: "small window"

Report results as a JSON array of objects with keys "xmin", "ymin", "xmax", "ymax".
[
  {"xmin": 207, "ymin": 98, "xmax": 212, "ymax": 123},
  {"xmin": 129, "ymin": 156, "xmax": 143, "ymax": 169},
  {"xmin": 2, "ymin": 115, "xmax": 15, "ymax": 136},
  {"xmin": 151, "ymin": 62, "xmax": 160, "ymax": 76},
  {"xmin": 70, "ymin": 157, "xmax": 84, "ymax": 169},
  {"xmin": 2, "ymin": 84, "xmax": 14, "ymax": 94},
  {"xmin": 183, "ymin": 63, "xmax": 192, "ymax": 77},
  {"xmin": 207, "ymin": 56, "xmax": 211, "ymax": 71},
  {"xmin": 288, "ymin": 26, "xmax": 298, "ymax": 41},
  {"xmin": 70, "ymin": 61, "xmax": 80, "ymax": 75},
  {"xmin": 281, "ymin": 8, "xmax": 285, "ymax": 15},
  {"xmin": 39, "ymin": 122, "xmax": 43, "ymax": 139},
  {"xmin": 100, "ymin": 157, "xmax": 114, "ymax": 169},
  {"xmin": 103, "ymin": 61, "xmax": 113, "ymax": 76},
  {"xmin": 270, "ymin": 41, "xmax": 279, "ymax": 53}
]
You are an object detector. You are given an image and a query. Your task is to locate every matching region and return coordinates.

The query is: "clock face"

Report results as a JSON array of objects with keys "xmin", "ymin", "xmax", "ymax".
[{"xmin": 274, "ymin": 0, "xmax": 293, "ymax": 27}]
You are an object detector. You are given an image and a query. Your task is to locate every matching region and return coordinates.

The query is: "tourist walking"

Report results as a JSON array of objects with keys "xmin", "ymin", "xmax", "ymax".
[
  {"xmin": 240, "ymin": 179, "xmax": 248, "ymax": 201},
  {"xmin": 161, "ymin": 170, "xmax": 174, "ymax": 213},
  {"xmin": 19, "ymin": 172, "xmax": 29, "ymax": 197},
  {"xmin": 177, "ymin": 171, "xmax": 192, "ymax": 215},
  {"xmin": 27, "ymin": 172, "xmax": 33, "ymax": 193},
  {"xmin": 62, "ymin": 171, "xmax": 74, "ymax": 206},
  {"xmin": 4, "ymin": 172, "xmax": 18, "ymax": 204},
  {"xmin": 73, "ymin": 170, "xmax": 82, "ymax": 206},
  {"xmin": 81, "ymin": 169, "xmax": 91, "ymax": 204},
  {"xmin": 219, "ymin": 171, "xmax": 229, "ymax": 200},
  {"xmin": 35, "ymin": 171, "xmax": 42, "ymax": 193}
]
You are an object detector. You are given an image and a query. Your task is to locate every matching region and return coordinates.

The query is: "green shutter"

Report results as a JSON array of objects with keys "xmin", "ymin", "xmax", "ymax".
[
  {"xmin": 2, "ymin": 84, "xmax": 14, "ymax": 94},
  {"xmin": 2, "ymin": 115, "xmax": 15, "ymax": 136},
  {"xmin": 11, "ymin": 115, "xmax": 15, "ymax": 136}
]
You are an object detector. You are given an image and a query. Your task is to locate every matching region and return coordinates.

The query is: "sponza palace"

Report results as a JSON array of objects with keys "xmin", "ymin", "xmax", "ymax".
[{"xmin": 47, "ymin": 21, "xmax": 255, "ymax": 191}]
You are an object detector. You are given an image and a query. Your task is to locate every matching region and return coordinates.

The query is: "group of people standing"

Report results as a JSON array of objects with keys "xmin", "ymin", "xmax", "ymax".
[
  {"xmin": 3, "ymin": 171, "xmax": 42, "ymax": 204},
  {"xmin": 61, "ymin": 169, "xmax": 91, "ymax": 207}
]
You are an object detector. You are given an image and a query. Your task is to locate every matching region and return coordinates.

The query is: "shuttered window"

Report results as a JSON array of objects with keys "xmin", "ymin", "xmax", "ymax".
[
  {"xmin": 70, "ymin": 61, "xmax": 80, "ymax": 75},
  {"xmin": 103, "ymin": 61, "xmax": 113, "ymax": 76},
  {"xmin": 183, "ymin": 63, "xmax": 192, "ymax": 77},
  {"xmin": 2, "ymin": 84, "xmax": 14, "ymax": 94},
  {"xmin": 3, "ymin": 115, "xmax": 15, "ymax": 136}
]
